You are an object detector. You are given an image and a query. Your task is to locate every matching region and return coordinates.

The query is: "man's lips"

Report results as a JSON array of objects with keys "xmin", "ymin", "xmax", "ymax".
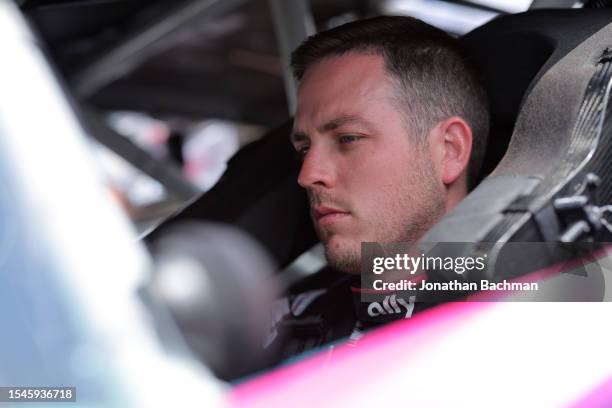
[{"xmin": 313, "ymin": 205, "xmax": 351, "ymax": 226}]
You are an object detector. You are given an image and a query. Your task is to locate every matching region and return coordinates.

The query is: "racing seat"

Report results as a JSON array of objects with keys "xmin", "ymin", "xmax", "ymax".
[
  {"xmin": 424, "ymin": 9, "xmax": 612, "ymax": 298},
  {"xmin": 146, "ymin": 9, "xmax": 612, "ymax": 287}
]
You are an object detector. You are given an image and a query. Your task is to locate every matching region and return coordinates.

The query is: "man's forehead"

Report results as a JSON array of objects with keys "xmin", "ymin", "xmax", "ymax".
[
  {"xmin": 301, "ymin": 53, "xmax": 389, "ymax": 94},
  {"xmin": 297, "ymin": 53, "xmax": 392, "ymax": 106},
  {"xmin": 292, "ymin": 53, "xmax": 398, "ymax": 141}
]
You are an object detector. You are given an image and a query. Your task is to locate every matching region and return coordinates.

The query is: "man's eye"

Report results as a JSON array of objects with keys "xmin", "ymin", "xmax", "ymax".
[{"xmin": 339, "ymin": 135, "xmax": 361, "ymax": 144}]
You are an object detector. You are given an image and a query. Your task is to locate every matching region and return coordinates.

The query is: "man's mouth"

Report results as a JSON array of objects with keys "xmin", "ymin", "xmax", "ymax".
[{"xmin": 313, "ymin": 205, "xmax": 351, "ymax": 227}]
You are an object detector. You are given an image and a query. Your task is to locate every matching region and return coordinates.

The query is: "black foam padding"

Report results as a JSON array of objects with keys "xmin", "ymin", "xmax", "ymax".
[{"xmin": 461, "ymin": 9, "xmax": 612, "ymax": 183}]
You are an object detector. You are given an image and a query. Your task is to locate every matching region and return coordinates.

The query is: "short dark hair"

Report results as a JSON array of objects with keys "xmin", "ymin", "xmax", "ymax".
[{"xmin": 291, "ymin": 16, "xmax": 489, "ymax": 189}]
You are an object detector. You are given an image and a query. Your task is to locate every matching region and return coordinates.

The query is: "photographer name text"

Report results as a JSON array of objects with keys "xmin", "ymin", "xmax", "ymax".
[{"xmin": 372, "ymin": 279, "xmax": 539, "ymax": 292}]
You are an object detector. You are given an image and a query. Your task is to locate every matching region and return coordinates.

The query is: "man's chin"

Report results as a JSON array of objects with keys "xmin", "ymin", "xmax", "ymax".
[{"xmin": 323, "ymin": 235, "xmax": 361, "ymax": 274}]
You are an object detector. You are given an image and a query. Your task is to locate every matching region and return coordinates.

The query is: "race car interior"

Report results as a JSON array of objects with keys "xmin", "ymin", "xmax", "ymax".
[
  {"xmin": 144, "ymin": 6, "xmax": 612, "ymax": 378},
  {"xmin": 13, "ymin": 0, "xmax": 612, "ymax": 383},
  {"xmin": 149, "ymin": 7, "xmax": 612, "ymax": 286}
]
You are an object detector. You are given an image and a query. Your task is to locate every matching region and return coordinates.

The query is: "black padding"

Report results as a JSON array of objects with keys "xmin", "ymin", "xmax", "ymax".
[{"xmin": 461, "ymin": 9, "xmax": 612, "ymax": 183}]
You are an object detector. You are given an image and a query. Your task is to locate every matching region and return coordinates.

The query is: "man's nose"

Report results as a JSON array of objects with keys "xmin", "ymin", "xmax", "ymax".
[{"xmin": 297, "ymin": 146, "xmax": 335, "ymax": 189}]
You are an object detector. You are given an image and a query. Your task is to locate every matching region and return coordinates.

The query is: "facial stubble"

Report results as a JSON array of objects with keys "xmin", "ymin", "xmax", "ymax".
[{"xmin": 314, "ymin": 153, "xmax": 445, "ymax": 274}]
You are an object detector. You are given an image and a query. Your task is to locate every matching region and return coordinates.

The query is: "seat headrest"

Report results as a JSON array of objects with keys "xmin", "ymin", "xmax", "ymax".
[{"xmin": 461, "ymin": 8, "xmax": 612, "ymax": 183}]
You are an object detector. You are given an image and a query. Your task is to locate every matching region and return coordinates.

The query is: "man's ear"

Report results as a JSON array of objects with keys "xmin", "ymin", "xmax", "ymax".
[{"xmin": 434, "ymin": 116, "xmax": 472, "ymax": 186}]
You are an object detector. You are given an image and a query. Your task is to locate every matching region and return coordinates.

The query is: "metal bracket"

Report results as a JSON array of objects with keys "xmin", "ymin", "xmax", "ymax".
[{"xmin": 553, "ymin": 173, "xmax": 612, "ymax": 242}]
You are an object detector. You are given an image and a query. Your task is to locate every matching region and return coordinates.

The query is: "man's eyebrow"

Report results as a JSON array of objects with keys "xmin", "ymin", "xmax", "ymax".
[
  {"xmin": 319, "ymin": 115, "xmax": 372, "ymax": 133},
  {"xmin": 290, "ymin": 130, "xmax": 309, "ymax": 144},
  {"xmin": 291, "ymin": 114, "xmax": 372, "ymax": 143}
]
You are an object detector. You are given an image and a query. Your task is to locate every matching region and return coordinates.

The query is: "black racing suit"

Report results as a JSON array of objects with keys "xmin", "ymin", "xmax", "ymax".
[{"xmin": 265, "ymin": 267, "xmax": 425, "ymax": 361}]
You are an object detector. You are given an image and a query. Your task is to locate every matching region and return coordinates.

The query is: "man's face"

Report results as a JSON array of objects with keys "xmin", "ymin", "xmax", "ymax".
[{"xmin": 292, "ymin": 53, "xmax": 446, "ymax": 273}]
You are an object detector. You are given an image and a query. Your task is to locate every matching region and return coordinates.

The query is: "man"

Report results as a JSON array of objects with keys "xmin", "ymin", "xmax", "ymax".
[{"xmin": 268, "ymin": 15, "xmax": 489, "ymax": 358}]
